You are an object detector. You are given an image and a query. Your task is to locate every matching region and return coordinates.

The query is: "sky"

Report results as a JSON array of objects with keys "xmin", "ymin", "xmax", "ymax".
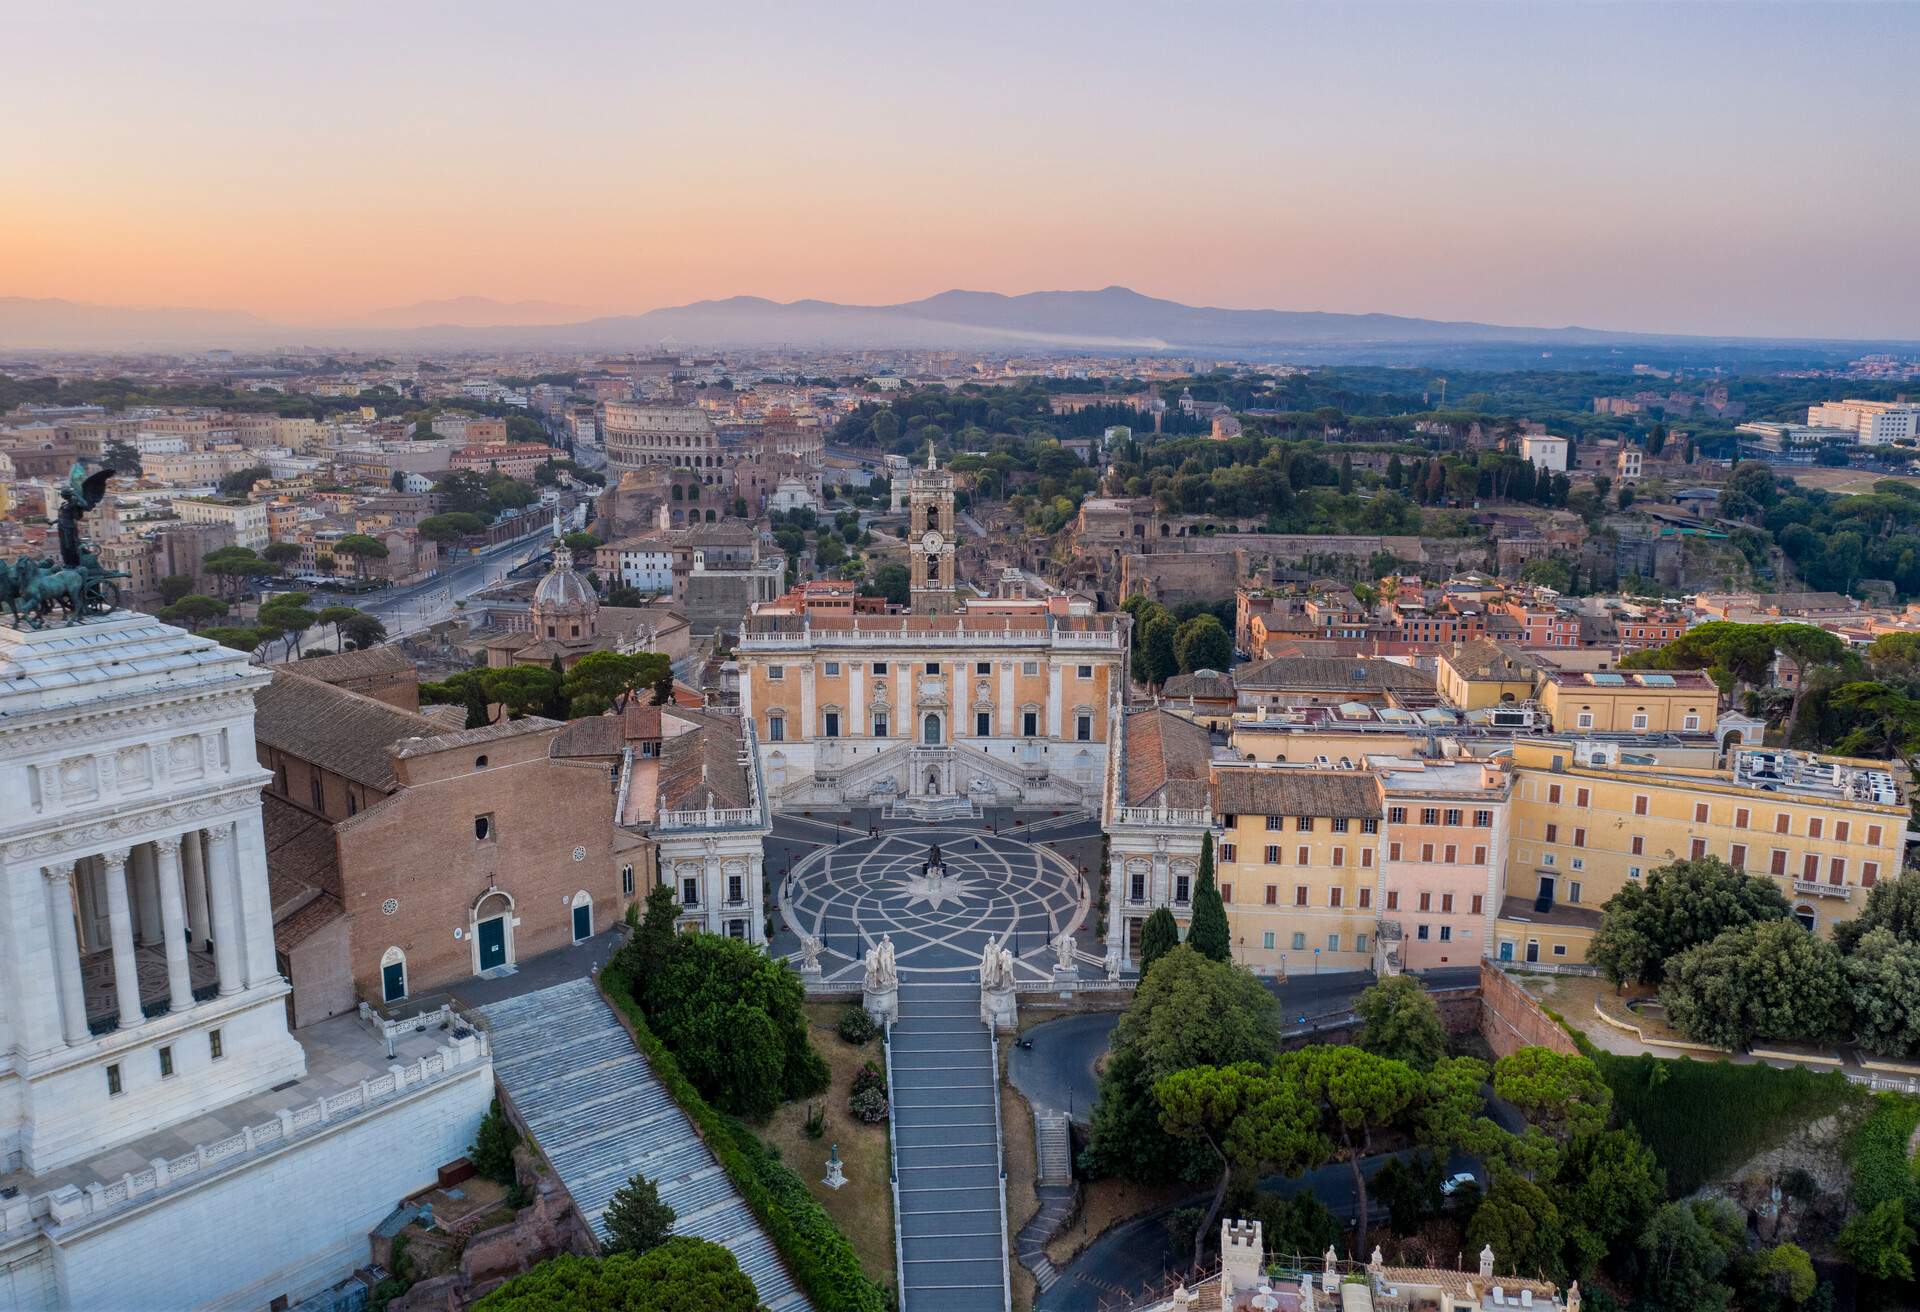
[{"xmin": 4, "ymin": 1, "xmax": 1918, "ymax": 339}]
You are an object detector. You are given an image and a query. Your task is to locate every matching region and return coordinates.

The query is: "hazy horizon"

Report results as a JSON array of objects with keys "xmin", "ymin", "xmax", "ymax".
[{"xmin": 6, "ymin": 1, "xmax": 1918, "ymax": 339}]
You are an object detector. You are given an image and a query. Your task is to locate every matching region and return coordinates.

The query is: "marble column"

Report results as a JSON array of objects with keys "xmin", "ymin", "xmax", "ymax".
[
  {"xmin": 234, "ymin": 808, "xmax": 280, "ymax": 988},
  {"xmin": 182, "ymin": 829, "xmax": 211, "ymax": 951},
  {"xmin": 101, "ymin": 848, "xmax": 144, "ymax": 1030},
  {"xmin": 43, "ymin": 862, "xmax": 90, "ymax": 1045},
  {"xmin": 206, "ymin": 822, "xmax": 244, "ymax": 997},
  {"xmin": 154, "ymin": 836, "xmax": 193, "ymax": 1013},
  {"xmin": 132, "ymin": 843, "xmax": 163, "ymax": 945}
]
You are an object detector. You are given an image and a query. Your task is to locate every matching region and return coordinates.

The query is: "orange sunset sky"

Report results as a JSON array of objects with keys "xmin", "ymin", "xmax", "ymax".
[{"xmin": 5, "ymin": 1, "xmax": 1918, "ymax": 338}]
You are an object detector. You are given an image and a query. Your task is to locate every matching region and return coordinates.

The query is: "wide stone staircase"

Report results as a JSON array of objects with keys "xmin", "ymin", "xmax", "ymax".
[
  {"xmin": 889, "ymin": 979, "xmax": 1009, "ymax": 1310},
  {"xmin": 477, "ymin": 978, "xmax": 809, "ymax": 1312}
]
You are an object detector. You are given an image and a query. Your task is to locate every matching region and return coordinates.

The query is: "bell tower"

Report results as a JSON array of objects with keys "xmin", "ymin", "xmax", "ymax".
[{"xmin": 908, "ymin": 442, "xmax": 958, "ymax": 614}]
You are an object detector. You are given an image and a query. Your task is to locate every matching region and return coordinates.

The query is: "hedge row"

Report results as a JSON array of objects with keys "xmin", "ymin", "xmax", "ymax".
[
  {"xmin": 1846, "ymin": 1091, "xmax": 1920, "ymax": 1213},
  {"xmin": 598, "ymin": 961, "xmax": 890, "ymax": 1312}
]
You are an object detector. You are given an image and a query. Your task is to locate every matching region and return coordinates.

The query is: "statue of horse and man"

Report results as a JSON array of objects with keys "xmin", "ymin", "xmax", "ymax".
[{"xmin": 2, "ymin": 464, "xmax": 126, "ymax": 630}]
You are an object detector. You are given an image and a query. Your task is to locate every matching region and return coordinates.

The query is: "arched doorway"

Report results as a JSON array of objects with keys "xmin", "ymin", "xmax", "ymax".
[
  {"xmin": 380, "ymin": 946, "xmax": 407, "ymax": 1003},
  {"xmin": 1793, "ymin": 903, "xmax": 1817, "ymax": 933},
  {"xmin": 474, "ymin": 890, "xmax": 514, "ymax": 973},
  {"xmin": 922, "ymin": 713, "xmax": 943, "ymax": 746},
  {"xmin": 571, "ymin": 890, "xmax": 593, "ymax": 944}
]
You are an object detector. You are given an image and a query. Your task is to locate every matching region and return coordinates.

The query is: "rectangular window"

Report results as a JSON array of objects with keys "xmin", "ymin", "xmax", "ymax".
[
  {"xmin": 925, "ymin": 662, "xmax": 941, "ymax": 674},
  {"xmin": 1292, "ymin": 932, "xmax": 1306, "ymax": 951},
  {"xmin": 622, "ymin": 864, "xmax": 635, "ymax": 896},
  {"xmin": 1775, "ymin": 813, "xmax": 1791, "ymax": 834},
  {"xmin": 1267, "ymin": 815, "xmax": 1285, "ymax": 831},
  {"xmin": 1175, "ymin": 874, "xmax": 1190, "ymax": 902},
  {"xmin": 1221, "ymin": 883, "xmax": 1233, "ymax": 903},
  {"xmin": 1332, "ymin": 847, "xmax": 1345, "ymax": 866},
  {"xmin": 1263, "ymin": 931, "xmax": 1275, "ymax": 950},
  {"xmin": 1022, "ymin": 711, "xmax": 1039, "ymax": 737},
  {"xmin": 1629, "ymin": 866, "xmax": 1642, "ymax": 879},
  {"xmin": 1294, "ymin": 885, "xmax": 1308, "ymax": 906},
  {"xmin": 1869, "ymin": 824, "xmax": 1884, "ymax": 846},
  {"xmin": 1804, "ymin": 853, "xmax": 1819, "ymax": 880},
  {"xmin": 1389, "ymin": 842, "xmax": 1402, "ymax": 861},
  {"xmin": 1544, "ymin": 824, "xmax": 1558, "ymax": 844},
  {"xmin": 1421, "ymin": 843, "xmax": 1435, "ymax": 862},
  {"xmin": 1419, "ymin": 891, "xmax": 1432, "ymax": 911},
  {"xmin": 1386, "ymin": 890, "xmax": 1400, "ymax": 911},
  {"xmin": 1694, "ymin": 802, "xmax": 1709, "ymax": 824},
  {"xmin": 1690, "ymin": 838, "xmax": 1707, "ymax": 860},
  {"xmin": 1438, "ymin": 925, "xmax": 1452, "ymax": 942},
  {"xmin": 1471, "ymin": 894, "xmax": 1484, "ymax": 915},
  {"xmin": 1130, "ymin": 870, "xmax": 1146, "ymax": 901},
  {"xmin": 1631, "ymin": 835, "xmax": 1644, "ymax": 856},
  {"xmin": 1362, "ymin": 817, "xmax": 1379, "ymax": 835},
  {"xmin": 1574, "ymin": 789, "xmax": 1589, "ymax": 808},
  {"xmin": 1387, "ymin": 807, "xmax": 1407, "ymax": 824},
  {"xmin": 1577, "ymin": 712, "xmax": 1594, "ymax": 729},
  {"xmin": 1865, "ymin": 861, "xmax": 1881, "ymax": 886},
  {"xmin": 1735, "ymin": 807, "xmax": 1750, "ymax": 829},
  {"xmin": 1634, "ymin": 795, "xmax": 1649, "ymax": 816},
  {"xmin": 872, "ymin": 661, "xmax": 888, "ymax": 674},
  {"xmin": 1770, "ymin": 849, "xmax": 1787, "ymax": 875},
  {"xmin": 1220, "ymin": 844, "xmax": 1236, "ymax": 862},
  {"xmin": 977, "ymin": 661, "xmax": 992, "ymax": 675},
  {"xmin": 1356, "ymin": 932, "xmax": 1369, "ymax": 953},
  {"xmin": 1836, "ymin": 821, "xmax": 1851, "ymax": 843},
  {"xmin": 1330, "ymin": 886, "xmax": 1343, "ymax": 908},
  {"xmin": 1421, "ymin": 807, "xmax": 1440, "ymax": 825},
  {"xmin": 1266, "ymin": 884, "xmax": 1279, "ymax": 905},
  {"xmin": 1417, "ymin": 925, "xmax": 1430, "ymax": 940},
  {"xmin": 107, "ymin": 1064, "xmax": 122, "ymax": 1097},
  {"xmin": 768, "ymin": 664, "xmax": 784, "ymax": 681},
  {"xmin": 873, "ymin": 713, "xmax": 889, "ymax": 737},
  {"xmin": 1332, "ymin": 818, "xmax": 1350, "ymax": 833},
  {"xmin": 824, "ymin": 661, "xmax": 840, "ymax": 677},
  {"xmin": 1553, "ymin": 944, "xmax": 1569, "ymax": 956},
  {"xmin": 1361, "ymin": 849, "xmax": 1374, "ymax": 868},
  {"xmin": 1568, "ymin": 881, "xmax": 1582, "ymax": 904},
  {"xmin": 682, "ymin": 876, "xmax": 700, "ymax": 906},
  {"xmin": 159, "ymin": 1046, "xmax": 174, "ymax": 1079},
  {"xmin": 1022, "ymin": 661, "xmax": 1038, "ymax": 676},
  {"xmin": 1359, "ymin": 886, "xmax": 1372, "ymax": 908},
  {"xmin": 1265, "ymin": 845, "xmax": 1281, "ymax": 864},
  {"xmin": 209, "ymin": 1029, "xmax": 223, "ymax": 1061},
  {"xmin": 768, "ymin": 716, "xmax": 785, "ymax": 742},
  {"xmin": 1572, "ymin": 828, "xmax": 1586, "ymax": 848},
  {"xmin": 1440, "ymin": 892, "xmax": 1454, "ymax": 913},
  {"xmin": 1296, "ymin": 816, "xmax": 1315, "ymax": 833},
  {"xmin": 1473, "ymin": 810, "xmax": 1493, "ymax": 828},
  {"xmin": 1548, "ymin": 785, "xmax": 1562, "ymax": 804},
  {"xmin": 1730, "ymin": 843, "xmax": 1747, "ymax": 869},
  {"xmin": 1328, "ymin": 934, "xmax": 1341, "ymax": 952},
  {"xmin": 1831, "ymin": 857, "xmax": 1847, "ymax": 885},
  {"xmin": 1443, "ymin": 844, "xmax": 1457, "ymax": 863},
  {"xmin": 1077, "ymin": 664, "xmax": 1093, "ymax": 679},
  {"xmin": 976, "ymin": 711, "xmax": 991, "ymax": 736},
  {"xmin": 728, "ymin": 874, "xmax": 744, "ymax": 903},
  {"xmin": 1809, "ymin": 817, "xmax": 1824, "ymax": 839},
  {"xmin": 1474, "ymin": 845, "xmax": 1488, "ymax": 865},
  {"xmin": 1442, "ymin": 808, "xmax": 1462, "ymax": 826},
  {"xmin": 824, "ymin": 711, "xmax": 840, "ymax": 738},
  {"xmin": 1297, "ymin": 846, "xmax": 1310, "ymax": 865},
  {"xmin": 1632, "ymin": 713, "xmax": 1649, "ymax": 730}
]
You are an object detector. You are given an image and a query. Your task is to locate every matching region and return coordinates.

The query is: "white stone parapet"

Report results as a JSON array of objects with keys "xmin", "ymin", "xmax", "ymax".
[
  {"xmin": 0, "ymin": 1030, "xmax": 490, "ymax": 1240},
  {"xmin": 1113, "ymin": 805, "xmax": 1213, "ymax": 828}
]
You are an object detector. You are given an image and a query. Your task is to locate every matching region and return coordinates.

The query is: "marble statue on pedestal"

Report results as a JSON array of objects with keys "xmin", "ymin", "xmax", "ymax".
[
  {"xmin": 861, "ymin": 933, "xmax": 898, "ymax": 1026},
  {"xmin": 979, "ymin": 936, "xmax": 1018, "ymax": 1031}
]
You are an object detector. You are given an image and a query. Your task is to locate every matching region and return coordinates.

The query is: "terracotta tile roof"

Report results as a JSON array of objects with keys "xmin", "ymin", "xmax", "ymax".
[
  {"xmin": 1213, "ymin": 769, "xmax": 1382, "ymax": 819},
  {"xmin": 657, "ymin": 709, "xmax": 751, "ymax": 812},
  {"xmin": 388, "ymin": 716, "xmax": 560, "ymax": 759},
  {"xmin": 253, "ymin": 670, "xmax": 439, "ymax": 792},
  {"xmin": 420, "ymin": 703, "xmax": 469, "ymax": 731},
  {"xmin": 286, "ymin": 644, "xmax": 413, "ymax": 686},
  {"xmin": 551, "ymin": 714, "xmax": 627, "ymax": 759},
  {"xmin": 1236, "ymin": 657, "xmax": 1433, "ymax": 693},
  {"xmin": 261, "ymin": 792, "xmax": 342, "ymax": 899},
  {"xmin": 1161, "ymin": 671, "xmax": 1236, "ymax": 700},
  {"xmin": 274, "ymin": 891, "xmax": 345, "ymax": 952},
  {"xmin": 1445, "ymin": 639, "xmax": 1534, "ymax": 682},
  {"xmin": 1124, "ymin": 708, "xmax": 1215, "ymax": 806}
]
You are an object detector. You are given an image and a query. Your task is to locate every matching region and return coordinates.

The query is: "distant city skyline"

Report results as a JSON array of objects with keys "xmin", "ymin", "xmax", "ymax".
[{"xmin": 5, "ymin": 1, "xmax": 1918, "ymax": 339}]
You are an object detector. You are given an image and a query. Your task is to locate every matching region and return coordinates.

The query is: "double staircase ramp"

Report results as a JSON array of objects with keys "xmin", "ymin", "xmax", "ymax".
[
  {"xmin": 478, "ymin": 978, "xmax": 810, "ymax": 1312},
  {"xmin": 889, "ymin": 979, "xmax": 1011, "ymax": 1310}
]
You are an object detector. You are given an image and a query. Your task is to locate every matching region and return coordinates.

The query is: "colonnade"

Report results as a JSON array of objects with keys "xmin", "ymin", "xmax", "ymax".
[{"xmin": 36, "ymin": 821, "xmax": 259, "ymax": 1045}]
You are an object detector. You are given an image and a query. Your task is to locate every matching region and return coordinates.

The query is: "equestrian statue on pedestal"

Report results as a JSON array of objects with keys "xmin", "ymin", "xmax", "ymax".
[{"xmin": 1, "ymin": 463, "xmax": 125, "ymax": 629}]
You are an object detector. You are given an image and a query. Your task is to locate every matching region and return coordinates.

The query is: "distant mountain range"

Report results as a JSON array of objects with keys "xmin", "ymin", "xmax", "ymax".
[{"xmin": 0, "ymin": 287, "xmax": 1909, "ymax": 355}]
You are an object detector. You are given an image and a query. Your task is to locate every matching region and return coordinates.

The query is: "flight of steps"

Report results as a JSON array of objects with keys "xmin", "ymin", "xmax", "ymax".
[
  {"xmin": 1033, "ymin": 1111, "xmax": 1073, "ymax": 1186},
  {"xmin": 477, "ymin": 978, "xmax": 810, "ymax": 1312}
]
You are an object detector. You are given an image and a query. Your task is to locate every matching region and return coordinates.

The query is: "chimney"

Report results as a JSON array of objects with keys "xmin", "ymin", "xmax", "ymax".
[
  {"xmin": 1219, "ymin": 1218, "xmax": 1263, "ymax": 1302},
  {"xmin": 1480, "ymin": 1244, "xmax": 1496, "ymax": 1279}
]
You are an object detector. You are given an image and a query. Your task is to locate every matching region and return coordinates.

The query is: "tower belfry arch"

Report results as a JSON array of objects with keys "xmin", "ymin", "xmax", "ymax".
[{"xmin": 908, "ymin": 441, "xmax": 958, "ymax": 615}]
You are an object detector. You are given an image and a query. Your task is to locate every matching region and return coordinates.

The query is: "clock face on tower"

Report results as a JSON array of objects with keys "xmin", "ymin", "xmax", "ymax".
[{"xmin": 921, "ymin": 529, "xmax": 944, "ymax": 552}]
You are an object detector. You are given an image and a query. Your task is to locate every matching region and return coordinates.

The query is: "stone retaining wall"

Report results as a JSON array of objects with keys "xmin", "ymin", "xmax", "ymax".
[{"xmin": 1478, "ymin": 960, "xmax": 1578, "ymax": 1059}]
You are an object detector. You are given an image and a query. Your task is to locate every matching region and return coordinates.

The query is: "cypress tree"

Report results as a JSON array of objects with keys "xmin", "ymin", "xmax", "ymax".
[
  {"xmin": 1138, "ymin": 907, "xmax": 1180, "ymax": 978},
  {"xmin": 1187, "ymin": 832, "xmax": 1231, "ymax": 962}
]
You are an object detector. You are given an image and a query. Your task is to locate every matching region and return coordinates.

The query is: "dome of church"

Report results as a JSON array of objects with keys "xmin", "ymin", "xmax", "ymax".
[{"xmin": 533, "ymin": 565, "xmax": 594, "ymax": 609}]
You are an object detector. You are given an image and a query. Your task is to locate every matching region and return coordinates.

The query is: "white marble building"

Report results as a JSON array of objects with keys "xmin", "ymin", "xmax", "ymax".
[{"xmin": 0, "ymin": 613, "xmax": 492, "ymax": 1310}]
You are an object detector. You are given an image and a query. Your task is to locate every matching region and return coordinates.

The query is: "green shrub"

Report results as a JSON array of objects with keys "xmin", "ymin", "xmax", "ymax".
[
  {"xmin": 850, "ymin": 1086, "xmax": 890, "ymax": 1124},
  {"xmin": 470, "ymin": 1098, "xmax": 520, "ymax": 1185},
  {"xmin": 1592, "ymin": 1053, "xmax": 1858, "ymax": 1196},
  {"xmin": 474, "ymin": 1240, "xmax": 761, "ymax": 1311},
  {"xmin": 851, "ymin": 1059, "xmax": 887, "ymax": 1098},
  {"xmin": 837, "ymin": 1005, "xmax": 878, "ymax": 1045},
  {"xmin": 599, "ymin": 961, "xmax": 888, "ymax": 1312}
]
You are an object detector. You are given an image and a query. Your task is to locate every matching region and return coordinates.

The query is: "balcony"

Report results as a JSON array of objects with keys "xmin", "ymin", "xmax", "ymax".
[
  {"xmin": 1114, "ymin": 805, "xmax": 1213, "ymax": 829},
  {"xmin": 1792, "ymin": 878, "xmax": 1853, "ymax": 901}
]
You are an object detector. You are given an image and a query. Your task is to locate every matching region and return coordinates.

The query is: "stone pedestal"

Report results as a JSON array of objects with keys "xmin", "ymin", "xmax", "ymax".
[
  {"xmin": 863, "ymin": 982, "xmax": 897, "ymax": 1027},
  {"xmin": 980, "ymin": 983, "xmax": 1017, "ymax": 1032}
]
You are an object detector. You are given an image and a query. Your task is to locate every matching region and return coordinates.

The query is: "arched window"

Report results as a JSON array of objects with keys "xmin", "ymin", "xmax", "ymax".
[
  {"xmin": 923, "ymin": 713, "xmax": 943, "ymax": 746},
  {"xmin": 1793, "ymin": 904, "xmax": 1817, "ymax": 933}
]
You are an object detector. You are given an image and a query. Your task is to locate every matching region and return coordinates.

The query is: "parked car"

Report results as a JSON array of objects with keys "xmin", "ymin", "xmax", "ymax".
[{"xmin": 1440, "ymin": 1171, "xmax": 1479, "ymax": 1197}]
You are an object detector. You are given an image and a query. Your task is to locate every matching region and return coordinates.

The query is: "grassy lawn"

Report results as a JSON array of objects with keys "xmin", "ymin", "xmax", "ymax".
[
  {"xmin": 758, "ymin": 1002, "xmax": 897, "ymax": 1293},
  {"xmin": 1593, "ymin": 1052, "xmax": 1863, "ymax": 1196}
]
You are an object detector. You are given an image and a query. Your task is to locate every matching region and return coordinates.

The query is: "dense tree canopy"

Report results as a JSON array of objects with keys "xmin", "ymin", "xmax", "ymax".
[
  {"xmin": 1587, "ymin": 857, "xmax": 1791, "ymax": 985},
  {"xmin": 473, "ymin": 1240, "xmax": 762, "ymax": 1312}
]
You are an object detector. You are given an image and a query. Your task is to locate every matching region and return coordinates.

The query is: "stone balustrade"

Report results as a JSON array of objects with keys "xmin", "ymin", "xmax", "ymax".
[
  {"xmin": 0, "ymin": 1031, "xmax": 490, "ymax": 1239},
  {"xmin": 1113, "ymin": 805, "xmax": 1212, "ymax": 828}
]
